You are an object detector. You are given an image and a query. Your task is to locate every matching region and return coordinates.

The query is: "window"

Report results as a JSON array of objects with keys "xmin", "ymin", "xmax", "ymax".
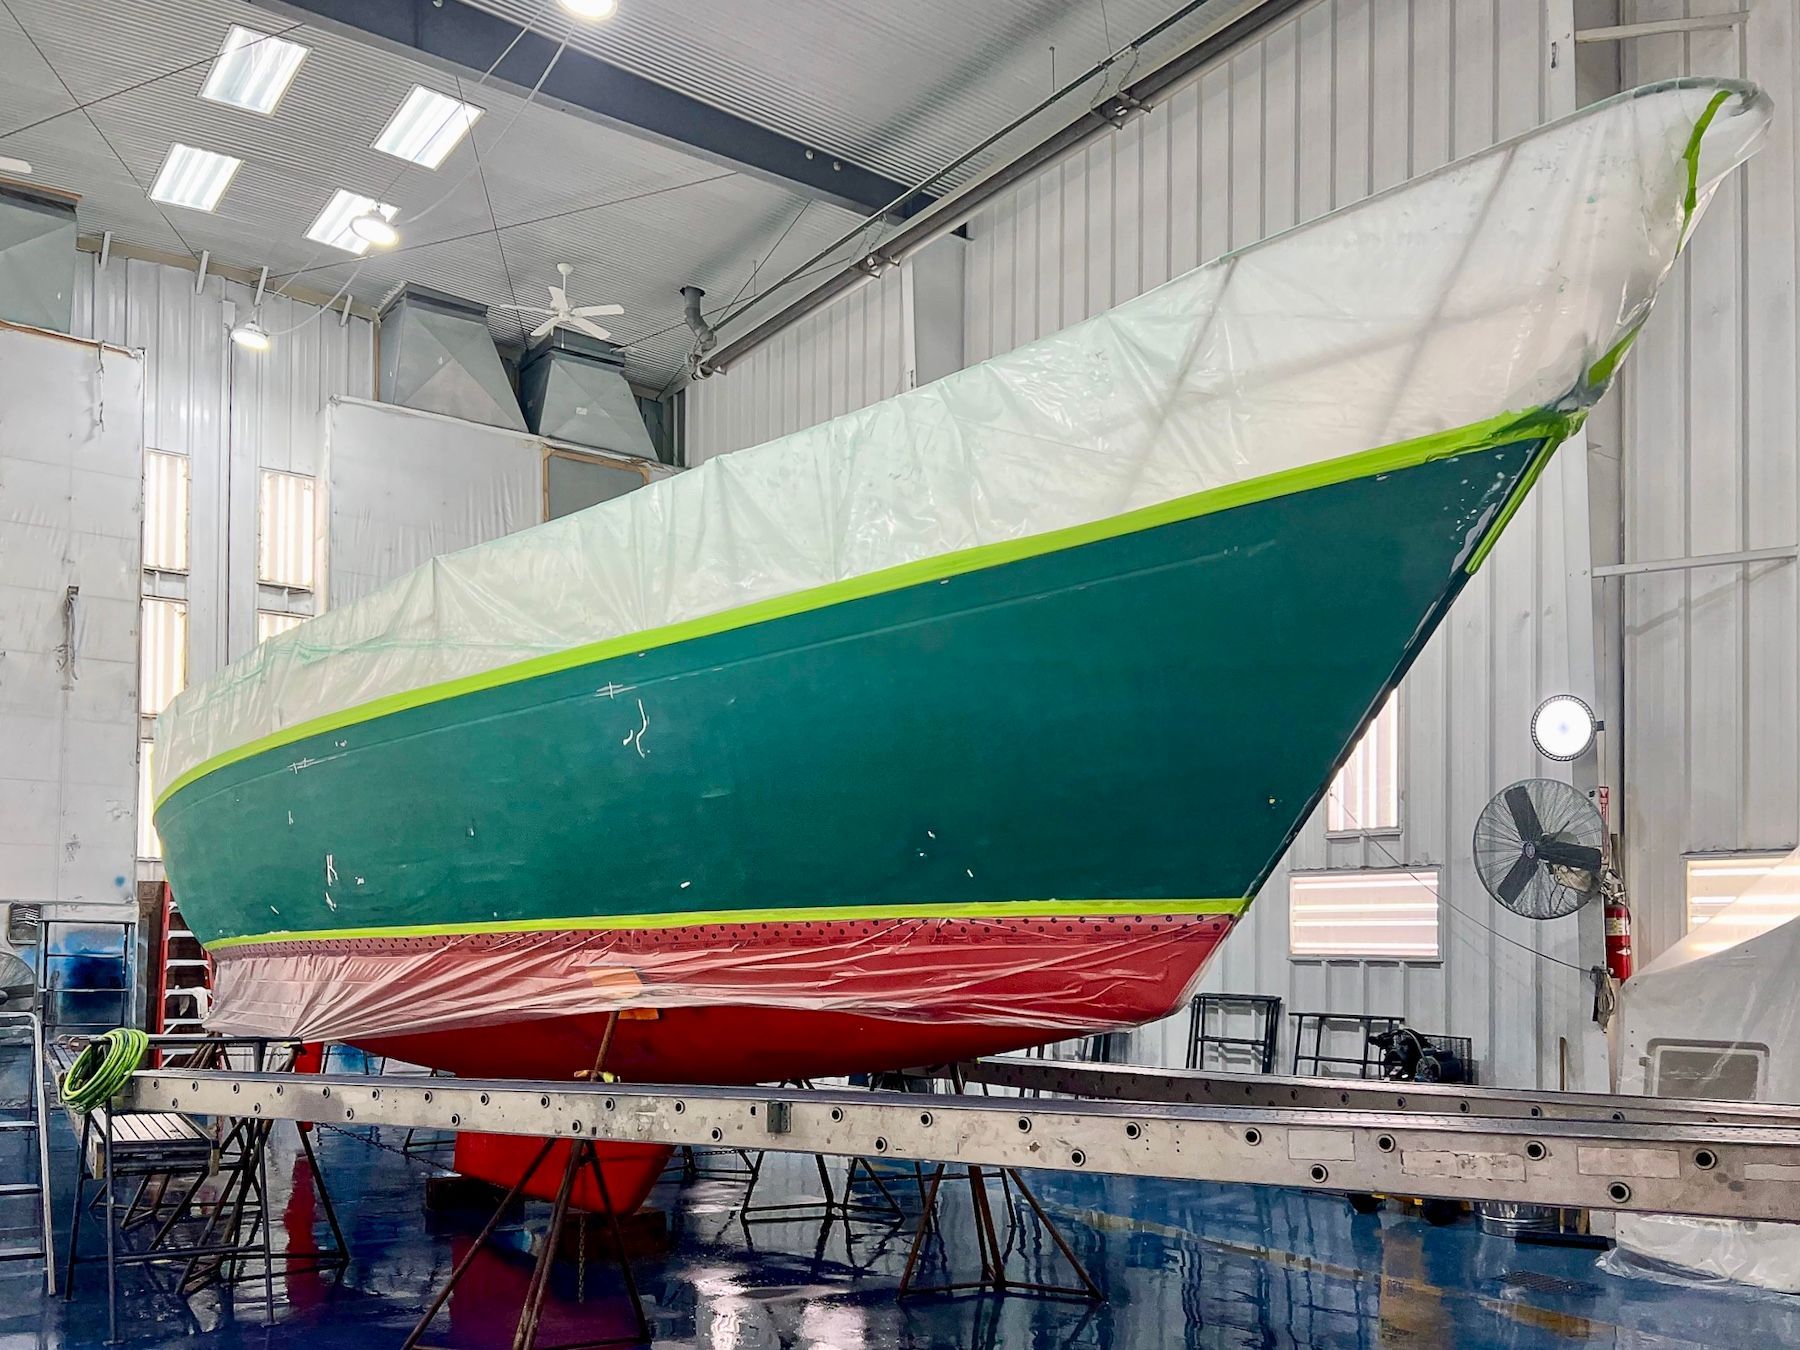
[
  {"xmin": 257, "ymin": 610, "xmax": 305, "ymax": 643},
  {"xmin": 258, "ymin": 470, "xmax": 316, "ymax": 589},
  {"xmin": 144, "ymin": 451, "xmax": 190, "ymax": 572},
  {"xmin": 1685, "ymin": 853, "xmax": 1800, "ymax": 955},
  {"xmin": 140, "ymin": 597, "xmax": 187, "ymax": 717},
  {"xmin": 1327, "ymin": 690, "xmax": 1399, "ymax": 832},
  {"xmin": 137, "ymin": 741, "xmax": 160, "ymax": 861},
  {"xmin": 1289, "ymin": 869, "xmax": 1440, "ymax": 960}
]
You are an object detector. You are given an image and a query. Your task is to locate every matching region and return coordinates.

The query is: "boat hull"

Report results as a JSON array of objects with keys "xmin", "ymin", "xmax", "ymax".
[{"xmin": 162, "ymin": 432, "xmax": 1545, "ymax": 1077}]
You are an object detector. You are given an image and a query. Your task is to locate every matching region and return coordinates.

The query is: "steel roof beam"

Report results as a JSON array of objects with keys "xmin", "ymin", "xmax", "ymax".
[{"xmin": 253, "ymin": 0, "xmax": 931, "ymax": 219}]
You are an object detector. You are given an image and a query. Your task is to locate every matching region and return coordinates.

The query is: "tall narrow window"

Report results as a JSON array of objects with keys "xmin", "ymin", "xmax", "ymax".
[
  {"xmin": 1327, "ymin": 691, "xmax": 1399, "ymax": 832},
  {"xmin": 256, "ymin": 610, "xmax": 305, "ymax": 643},
  {"xmin": 140, "ymin": 597, "xmax": 188, "ymax": 717},
  {"xmin": 258, "ymin": 470, "xmax": 316, "ymax": 589},
  {"xmin": 143, "ymin": 451, "xmax": 190, "ymax": 572},
  {"xmin": 137, "ymin": 741, "xmax": 161, "ymax": 860},
  {"xmin": 1289, "ymin": 869, "xmax": 1441, "ymax": 960},
  {"xmin": 1685, "ymin": 853, "xmax": 1800, "ymax": 953}
]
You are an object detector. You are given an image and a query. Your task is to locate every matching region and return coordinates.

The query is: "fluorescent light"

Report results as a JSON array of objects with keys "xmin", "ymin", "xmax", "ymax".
[
  {"xmin": 149, "ymin": 144, "xmax": 243, "ymax": 212},
  {"xmin": 372, "ymin": 86, "xmax": 484, "ymax": 169},
  {"xmin": 560, "ymin": 0, "xmax": 620, "ymax": 17},
  {"xmin": 305, "ymin": 190, "xmax": 399, "ymax": 255},
  {"xmin": 201, "ymin": 25, "xmax": 309, "ymax": 115}
]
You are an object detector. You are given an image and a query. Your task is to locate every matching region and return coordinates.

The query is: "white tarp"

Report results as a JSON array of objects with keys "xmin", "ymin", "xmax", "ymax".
[
  {"xmin": 155, "ymin": 79, "xmax": 1771, "ymax": 797},
  {"xmin": 1608, "ymin": 846, "xmax": 1800, "ymax": 1291}
]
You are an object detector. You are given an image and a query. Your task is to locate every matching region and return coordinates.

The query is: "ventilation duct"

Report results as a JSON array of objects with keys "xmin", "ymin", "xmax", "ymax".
[
  {"xmin": 519, "ymin": 329, "xmax": 658, "ymax": 461},
  {"xmin": 0, "ymin": 181, "xmax": 77, "ymax": 334},
  {"xmin": 377, "ymin": 284, "xmax": 525, "ymax": 431}
]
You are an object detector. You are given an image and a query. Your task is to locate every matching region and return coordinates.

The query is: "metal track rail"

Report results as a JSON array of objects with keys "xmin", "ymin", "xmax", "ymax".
[
  {"xmin": 959, "ymin": 1057, "xmax": 1800, "ymax": 1127},
  {"xmin": 121, "ymin": 1069, "xmax": 1800, "ymax": 1223}
]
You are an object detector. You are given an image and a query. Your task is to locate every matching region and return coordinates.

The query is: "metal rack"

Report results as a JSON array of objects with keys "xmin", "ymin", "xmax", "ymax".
[
  {"xmin": 1186, "ymin": 993, "xmax": 1282, "ymax": 1072},
  {"xmin": 118, "ymin": 1058, "xmax": 1800, "ymax": 1224}
]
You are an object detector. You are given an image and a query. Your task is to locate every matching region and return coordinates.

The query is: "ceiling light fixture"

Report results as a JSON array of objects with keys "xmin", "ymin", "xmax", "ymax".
[
  {"xmin": 372, "ymin": 86, "xmax": 484, "ymax": 169},
  {"xmin": 230, "ymin": 313, "xmax": 270, "ymax": 351},
  {"xmin": 305, "ymin": 190, "xmax": 399, "ymax": 255},
  {"xmin": 350, "ymin": 211, "xmax": 400, "ymax": 248},
  {"xmin": 1531, "ymin": 694, "xmax": 1600, "ymax": 762},
  {"xmin": 0, "ymin": 156, "xmax": 31, "ymax": 176},
  {"xmin": 149, "ymin": 143, "xmax": 243, "ymax": 212},
  {"xmin": 201, "ymin": 25, "xmax": 310, "ymax": 115},
  {"xmin": 558, "ymin": 0, "xmax": 620, "ymax": 19}
]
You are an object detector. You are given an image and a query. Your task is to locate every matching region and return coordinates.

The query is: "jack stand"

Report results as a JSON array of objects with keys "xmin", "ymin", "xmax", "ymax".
[
  {"xmin": 896, "ymin": 1163, "xmax": 1102, "ymax": 1301},
  {"xmin": 738, "ymin": 1149, "xmax": 909, "ymax": 1224},
  {"xmin": 404, "ymin": 1136, "xmax": 650, "ymax": 1350}
]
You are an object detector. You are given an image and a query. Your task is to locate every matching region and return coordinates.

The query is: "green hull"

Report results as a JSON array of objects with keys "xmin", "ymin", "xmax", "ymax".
[{"xmin": 159, "ymin": 432, "xmax": 1547, "ymax": 948}]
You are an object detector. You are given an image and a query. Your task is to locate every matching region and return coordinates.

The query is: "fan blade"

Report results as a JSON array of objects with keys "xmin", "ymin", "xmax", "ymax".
[
  {"xmin": 548, "ymin": 285, "xmax": 570, "ymax": 311},
  {"xmin": 529, "ymin": 316, "xmax": 559, "ymax": 339},
  {"xmin": 1535, "ymin": 840, "xmax": 1604, "ymax": 871},
  {"xmin": 572, "ymin": 303, "xmax": 625, "ymax": 317},
  {"xmin": 493, "ymin": 304, "xmax": 554, "ymax": 313},
  {"xmin": 566, "ymin": 316, "xmax": 612, "ymax": 342},
  {"xmin": 1504, "ymin": 784, "xmax": 1543, "ymax": 842},
  {"xmin": 1496, "ymin": 853, "xmax": 1539, "ymax": 907}
]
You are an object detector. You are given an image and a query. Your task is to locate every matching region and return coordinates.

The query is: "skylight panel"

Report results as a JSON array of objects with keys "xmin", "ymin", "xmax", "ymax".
[
  {"xmin": 149, "ymin": 144, "xmax": 243, "ymax": 212},
  {"xmin": 201, "ymin": 25, "xmax": 310, "ymax": 115},
  {"xmin": 305, "ymin": 189, "xmax": 399, "ymax": 255},
  {"xmin": 373, "ymin": 87, "xmax": 484, "ymax": 169}
]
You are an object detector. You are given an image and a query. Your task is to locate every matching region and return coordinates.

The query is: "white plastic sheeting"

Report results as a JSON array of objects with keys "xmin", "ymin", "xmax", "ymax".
[
  {"xmin": 1607, "ymin": 845, "xmax": 1800, "ymax": 1292},
  {"xmin": 0, "ymin": 321, "xmax": 144, "ymax": 906},
  {"xmin": 155, "ymin": 80, "xmax": 1770, "ymax": 798}
]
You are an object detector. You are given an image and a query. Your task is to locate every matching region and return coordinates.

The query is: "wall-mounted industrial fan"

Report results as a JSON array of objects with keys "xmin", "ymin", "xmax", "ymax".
[{"xmin": 1473, "ymin": 779, "xmax": 1605, "ymax": 919}]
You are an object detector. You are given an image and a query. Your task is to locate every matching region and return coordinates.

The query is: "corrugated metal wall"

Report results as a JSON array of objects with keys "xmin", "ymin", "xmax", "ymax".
[
  {"xmin": 1612, "ymin": 1, "xmax": 1800, "ymax": 961},
  {"xmin": 685, "ymin": 267, "xmax": 908, "ymax": 463},
  {"xmin": 71, "ymin": 257, "xmax": 376, "ymax": 685}
]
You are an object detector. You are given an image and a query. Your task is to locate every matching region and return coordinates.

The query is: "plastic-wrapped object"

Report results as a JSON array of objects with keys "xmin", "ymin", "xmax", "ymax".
[
  {"xmin": 152, "ymin": 82, "xmax": 1767, "ymax": 1077},
  {"xmin": 1606, "ymin": 844, "xmax": 1800, "ymax": 1292}
]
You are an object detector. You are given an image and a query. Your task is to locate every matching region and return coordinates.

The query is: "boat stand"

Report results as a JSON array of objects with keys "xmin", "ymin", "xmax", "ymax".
[
  {"xmin": 737, "ymin": 1148, "xmax": 911, "ymax": 1225},
  {"xmin": 404, "ymin": 1136, "xmax": 650, "ymax": 1350},
  {"xmin": 896, "ymin": 1161, "xmax": 1101, "ymax": 1301}
]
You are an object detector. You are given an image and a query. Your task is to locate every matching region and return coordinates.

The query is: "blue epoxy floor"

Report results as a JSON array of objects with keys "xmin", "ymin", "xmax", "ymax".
[{"xmin": 3, "ymin": 1107, "xmax": 1796, "ymax": 1348}]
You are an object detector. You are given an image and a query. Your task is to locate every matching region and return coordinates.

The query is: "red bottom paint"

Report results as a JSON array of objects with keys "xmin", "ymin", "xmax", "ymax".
[{"xmin": 452, "ymin": 1132, "xmax": 673, "ymax": 1216}]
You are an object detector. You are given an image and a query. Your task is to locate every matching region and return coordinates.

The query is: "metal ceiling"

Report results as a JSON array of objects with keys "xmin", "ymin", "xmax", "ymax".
[{"xmin": 0, "ymin": 0, "xmax": 1211, "ymax": 387}]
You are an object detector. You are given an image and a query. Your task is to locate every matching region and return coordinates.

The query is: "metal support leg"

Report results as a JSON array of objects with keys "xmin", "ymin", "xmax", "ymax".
[
  {"xmin": 103, "ymin": 1107, "xmax": 117, "ymax": 1345},
  {"xmin": 402, "ymin": 1137, "xmax": 557, "ymax": 1350},
  {"xmin": 63, "ymin": 1114, "xmax": 91, "ymax": 1300}
]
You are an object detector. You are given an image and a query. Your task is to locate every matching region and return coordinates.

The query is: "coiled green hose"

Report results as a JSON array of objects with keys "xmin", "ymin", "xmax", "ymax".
[{"xmin": 59, "ymin": 1028, "xmax": 149, "ymax": 1114}]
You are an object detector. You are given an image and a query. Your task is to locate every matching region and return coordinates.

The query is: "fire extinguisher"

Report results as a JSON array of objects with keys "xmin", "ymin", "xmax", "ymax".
[{"xmin": 1603, "ymin": 882, "xmax": 1634, "ymax": 982}]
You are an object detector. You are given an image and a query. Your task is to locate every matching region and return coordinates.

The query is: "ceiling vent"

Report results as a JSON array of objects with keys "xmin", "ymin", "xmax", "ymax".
[
  {"xmin": 0, "ymin": 181, "xmax": 77, "ymax": 334},
  {"xmin": 377, "ymin": 284, "xmax": 526, "ymax": 432},
  {"xmin": 519, "ymin": 328, "xmax": 658, "ymax": 461}
]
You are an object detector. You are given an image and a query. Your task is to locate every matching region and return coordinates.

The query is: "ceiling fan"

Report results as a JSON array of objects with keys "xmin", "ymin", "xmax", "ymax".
[{"xmin": 496, "ymin": 263, "xmax": 624, "ymax": 342}]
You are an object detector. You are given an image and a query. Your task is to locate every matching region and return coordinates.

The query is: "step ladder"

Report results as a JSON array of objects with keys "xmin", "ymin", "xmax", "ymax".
[
  {"xmin": 0, "ymin": 1010, "xmax": 56, "ymax": 1293},
  {"xmin": 153, "ymin": 885, "xmax": 212, "ymax": 1042}
]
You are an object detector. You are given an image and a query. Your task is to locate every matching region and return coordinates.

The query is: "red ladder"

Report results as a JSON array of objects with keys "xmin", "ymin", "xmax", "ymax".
[{"xmin": 152, "ymin": 882, "xmax": 212, "ymax": 1037}]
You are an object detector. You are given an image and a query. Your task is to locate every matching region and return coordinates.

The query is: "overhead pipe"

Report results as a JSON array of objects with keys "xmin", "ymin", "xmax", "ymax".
[{"xmin": 698, "ymin": 0, "xmax": 1307, "ymax": 378}]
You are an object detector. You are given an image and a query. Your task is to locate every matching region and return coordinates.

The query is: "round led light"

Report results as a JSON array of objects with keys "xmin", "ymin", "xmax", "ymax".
[
  {"xmin": 230, "ymin": 317, "xmax": 270, "ymax": 352},
  {"xmin": 350, "ymin": 211, "xmax": 399, "ymax": 248},
  {"xmin": 1531, "ymin": 694, "xmax": 1598, "ymax": 761},
  {"xmin": 558, "ymin": 0, "xmax": 619, "ymax": 18}
]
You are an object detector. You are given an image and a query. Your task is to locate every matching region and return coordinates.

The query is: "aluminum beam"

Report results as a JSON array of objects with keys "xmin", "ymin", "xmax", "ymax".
[
  {"xmin": 959, "ymin": 1057, "xmax": 1800, "ymax": 1128},
  {"xmin": 121, "ymin": 1069, "xmax": 1800, "ymax": 1222},
  {"xmin": 253, "ymin": 0, "xmax": 929, "ymax": 219}
]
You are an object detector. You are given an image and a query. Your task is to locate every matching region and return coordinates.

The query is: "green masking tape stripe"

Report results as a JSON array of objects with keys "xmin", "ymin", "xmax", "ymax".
[
  {"xmin": 1683, "ymin": 89, "xmax": 1733, "ymax": 227},
  {"xmin": 158, "ymin": 406, "xmax": 1565, "ymax": 812},
  {"xmin": 205, "ymin": 897, "xmax": 1255, "ymax": 950}
]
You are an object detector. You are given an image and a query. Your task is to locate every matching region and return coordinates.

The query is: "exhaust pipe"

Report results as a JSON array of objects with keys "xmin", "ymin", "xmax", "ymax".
[{"xmin": 680, "ymin": 285, "xmax": 718, "ymax": 376}]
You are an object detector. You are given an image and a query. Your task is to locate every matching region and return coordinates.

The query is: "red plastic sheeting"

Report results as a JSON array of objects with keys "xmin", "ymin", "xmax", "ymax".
[{"xmin": 205, "ymin": 912, "xmax": 1237, "ymax": 1048}]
